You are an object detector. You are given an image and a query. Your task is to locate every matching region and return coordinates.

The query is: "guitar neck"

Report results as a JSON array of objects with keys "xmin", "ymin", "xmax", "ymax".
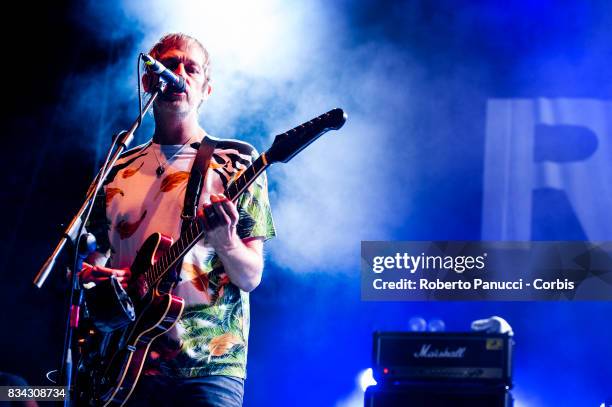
[
  {"xmin": 144, "ymin": 154, "xmax": 270, "ymax": 286},
  {"xmin": 225, "ymin": 154, "xmax": 269, "ymax": 203},
  {"xmin": 142, "ymin": 108, "xmax": 347, "ymax": 287}
]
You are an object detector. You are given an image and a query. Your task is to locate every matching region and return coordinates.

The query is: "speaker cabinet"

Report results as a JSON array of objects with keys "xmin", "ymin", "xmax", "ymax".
[{"xmin": 365, "ymin": 383, "xmax": 513, "ymax": 407}]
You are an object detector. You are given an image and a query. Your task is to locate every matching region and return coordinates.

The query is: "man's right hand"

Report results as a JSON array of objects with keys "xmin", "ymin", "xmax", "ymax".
[{"xmin": 79, "ymin": 262, "xmax": 132, "ymax": 289}]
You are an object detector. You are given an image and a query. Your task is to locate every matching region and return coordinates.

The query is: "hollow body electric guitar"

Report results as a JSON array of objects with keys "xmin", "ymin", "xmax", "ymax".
[{"xmin": 77, "ymin": 108, "xmax": 347, "ymax": 406}]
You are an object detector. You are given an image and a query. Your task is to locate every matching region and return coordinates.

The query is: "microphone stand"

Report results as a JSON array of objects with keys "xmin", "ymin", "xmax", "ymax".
[{"xmin": 33, "ymin": 82, "xmax": 167, "ymax": 406}]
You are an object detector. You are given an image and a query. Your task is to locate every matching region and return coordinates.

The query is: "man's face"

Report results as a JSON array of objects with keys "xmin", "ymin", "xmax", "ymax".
[{"xmin": 147, "ymin": 41, "xmax": 210, "ymax": 115}]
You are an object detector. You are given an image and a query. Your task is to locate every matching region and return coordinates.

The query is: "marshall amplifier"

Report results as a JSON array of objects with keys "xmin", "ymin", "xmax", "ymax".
[{"xmin": 373, "ymin": 331, "xmax": 513, "ymax": 386}]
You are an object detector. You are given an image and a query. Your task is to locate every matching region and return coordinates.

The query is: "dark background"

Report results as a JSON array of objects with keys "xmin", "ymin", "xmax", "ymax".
[{"xmin": 1, "ymin": 1, "xmax": 611, "ymax": 406}]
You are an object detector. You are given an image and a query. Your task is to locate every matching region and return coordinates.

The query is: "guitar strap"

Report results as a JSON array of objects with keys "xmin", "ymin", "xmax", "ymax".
[
  {"xmin": 181, "ymin": 136, "xmax": 218, "ymax": 231},
  {"xmin": 165, "ymin": 136, "xmax": 218, "ymax": 286}
]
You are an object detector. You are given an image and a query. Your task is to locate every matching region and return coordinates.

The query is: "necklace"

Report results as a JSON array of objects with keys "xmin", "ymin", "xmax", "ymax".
[{"xmin": 152, "ymin": 136, "xmax": 195, "ymax": 177}]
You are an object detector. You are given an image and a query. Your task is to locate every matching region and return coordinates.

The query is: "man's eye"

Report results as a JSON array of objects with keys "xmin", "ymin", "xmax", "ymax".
[{"xmin": 161, "ymin": 60, "xmax": 179, "ymax": 70}]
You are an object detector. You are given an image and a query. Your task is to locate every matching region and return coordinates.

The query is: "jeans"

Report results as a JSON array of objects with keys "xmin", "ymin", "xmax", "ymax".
[{"xmin": 126, "ymin": 375, "xmax": 244, "ymax": 407}]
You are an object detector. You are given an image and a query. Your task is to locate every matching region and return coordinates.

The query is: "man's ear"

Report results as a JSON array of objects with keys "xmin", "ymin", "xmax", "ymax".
[
  {"xmin": 197, "ymin": 84, "xmax": 213, "ymax": 110},
  {"xmin": 200, "ymin": 83, "xmax": 212, "ymax": 102}
]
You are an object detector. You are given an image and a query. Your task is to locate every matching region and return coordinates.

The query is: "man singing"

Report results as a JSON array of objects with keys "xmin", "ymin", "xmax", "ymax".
[{"xmin": 80, "ymin": 33, "xmax": 276, "ymax": 406}]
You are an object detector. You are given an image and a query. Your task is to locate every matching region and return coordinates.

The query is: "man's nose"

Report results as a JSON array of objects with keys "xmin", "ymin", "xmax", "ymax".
[{"xmin": 173, "ymin": 63, "xmax": 187, "ymax": 77}]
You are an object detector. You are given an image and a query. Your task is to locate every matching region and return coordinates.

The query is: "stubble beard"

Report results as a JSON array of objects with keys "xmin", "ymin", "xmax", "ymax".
[{"xmin": 153, "ymin": 97, "xmax": 195, "ymax": 119}]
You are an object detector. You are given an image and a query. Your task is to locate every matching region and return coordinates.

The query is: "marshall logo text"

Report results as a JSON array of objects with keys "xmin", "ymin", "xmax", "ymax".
[{"xmin": 413, "ymin": 344, "xmax": 467, "ymax": 359}]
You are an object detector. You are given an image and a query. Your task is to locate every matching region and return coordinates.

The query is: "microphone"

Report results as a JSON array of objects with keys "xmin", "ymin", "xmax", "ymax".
[{"xmin": 141, "ymin": 54, "xmax": 186, "ymax": 92}]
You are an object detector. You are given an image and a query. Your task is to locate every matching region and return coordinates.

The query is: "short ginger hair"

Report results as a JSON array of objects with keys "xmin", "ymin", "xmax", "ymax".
[{"xmin": 147, "ymin": 33, "xmax": 211, "ymax": 84}]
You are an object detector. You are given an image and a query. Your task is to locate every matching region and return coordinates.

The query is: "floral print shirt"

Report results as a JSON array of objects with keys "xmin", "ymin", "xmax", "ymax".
[{"xmin": 88, "ymin": 136, "xmax": 276, "ymax": 378}]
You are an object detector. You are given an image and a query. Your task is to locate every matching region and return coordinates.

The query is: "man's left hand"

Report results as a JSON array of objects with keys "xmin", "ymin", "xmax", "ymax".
[
  {"xmin": 199, "ymin": 194, "xmax": 240, "ymax": 253},
  {"xmin": 198, "ymin": 194, "xmax": 265, "ymax": 292}
]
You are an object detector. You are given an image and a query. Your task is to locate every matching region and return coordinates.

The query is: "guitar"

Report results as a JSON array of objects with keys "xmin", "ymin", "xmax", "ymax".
[{"xmin": 76, "ymin": 108, "xmax": 347, "ymax": 406}]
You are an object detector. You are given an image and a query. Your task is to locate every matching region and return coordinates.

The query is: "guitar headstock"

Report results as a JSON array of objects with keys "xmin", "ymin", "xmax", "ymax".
[{"xmin": 265, "ymin": 108, "xmax": 347, "ymax": 164}]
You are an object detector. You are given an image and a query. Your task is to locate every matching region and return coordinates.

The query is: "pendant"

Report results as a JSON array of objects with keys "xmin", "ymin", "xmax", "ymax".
[{"xmin": 156, "ymin": 165, "xmax": 165, "ymax": 177}]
